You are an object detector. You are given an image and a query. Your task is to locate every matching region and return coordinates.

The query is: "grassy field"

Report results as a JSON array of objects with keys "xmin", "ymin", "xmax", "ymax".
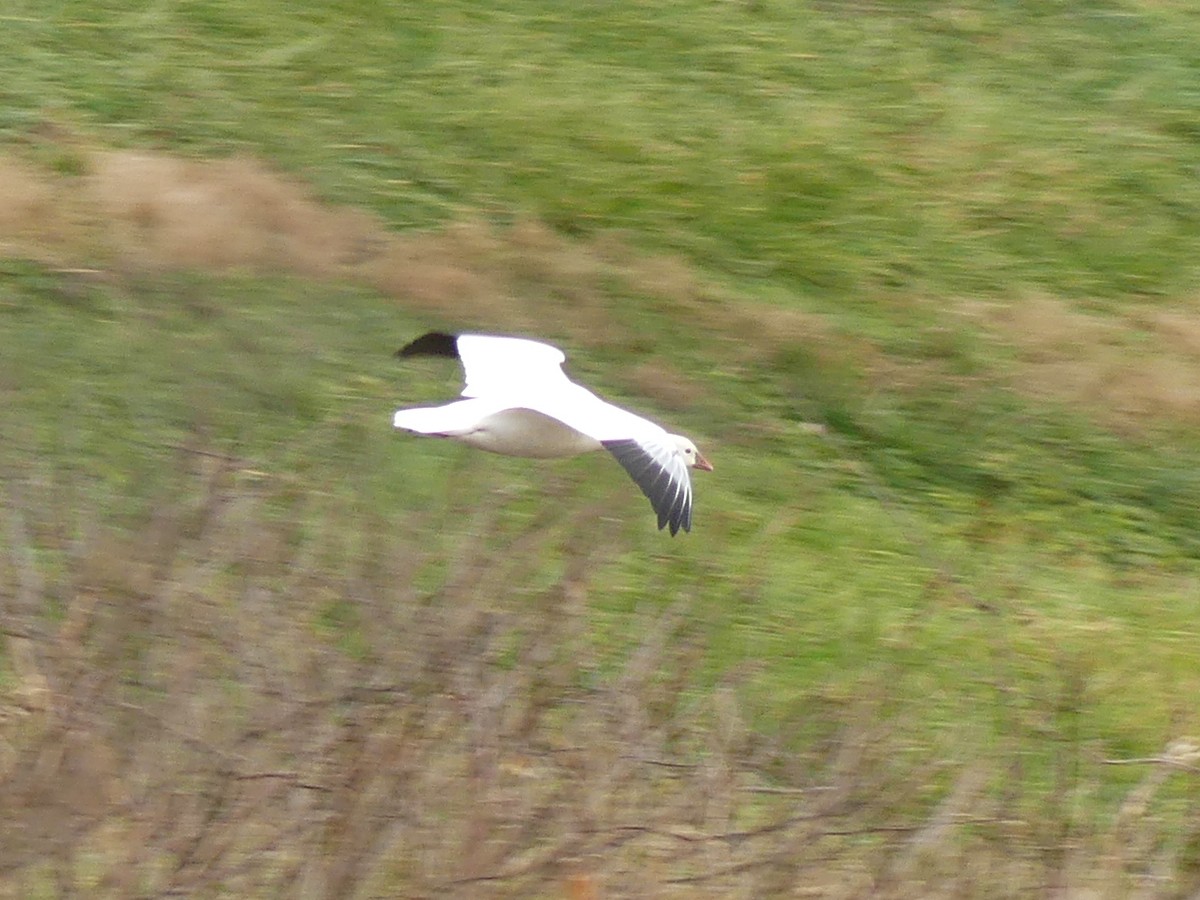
[{"xmin": 3, "ymin": 1, "xmax": 1200, "ymax": 896}]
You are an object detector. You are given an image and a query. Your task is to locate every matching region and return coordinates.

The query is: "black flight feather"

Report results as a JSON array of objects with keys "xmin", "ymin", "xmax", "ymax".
[
  {"xmin": 603, "ymin": 439, "xmax": 691, "ymax": 536},
  {"xmin": 397, "ymin": 332, "xmax": 459, "ymax": 359}
]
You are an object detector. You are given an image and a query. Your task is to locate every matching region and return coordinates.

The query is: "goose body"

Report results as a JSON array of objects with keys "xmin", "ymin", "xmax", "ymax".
[{"xmin": 392, "ymin": 332, "xmax": 712, "ymax": 535}]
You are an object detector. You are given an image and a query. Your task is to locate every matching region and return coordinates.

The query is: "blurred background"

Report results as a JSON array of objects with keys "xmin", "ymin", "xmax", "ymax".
[{"xmin": 2, "ymin": 1, "xmax": 1199, "ymax": 896}]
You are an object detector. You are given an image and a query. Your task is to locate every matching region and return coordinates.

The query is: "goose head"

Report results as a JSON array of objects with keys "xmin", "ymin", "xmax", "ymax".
[{"xmin": 671, "ymin": 435, "xmax": 713, "ymax": 472}]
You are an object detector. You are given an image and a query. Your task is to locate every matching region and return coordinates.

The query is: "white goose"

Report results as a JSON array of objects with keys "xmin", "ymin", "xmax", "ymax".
[{"xmin": 392, "ymin": 332, "xmax": 712, "ymax": 535}]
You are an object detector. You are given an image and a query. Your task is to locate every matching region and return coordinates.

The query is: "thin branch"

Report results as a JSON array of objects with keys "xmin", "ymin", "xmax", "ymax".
[
  {"xmin": 663, "ymin": 818, "xmax": 1005, "ymax": 886},
  {"xmin": 231, "ymin": 772, "xmax": 331, "ymax": 792}
]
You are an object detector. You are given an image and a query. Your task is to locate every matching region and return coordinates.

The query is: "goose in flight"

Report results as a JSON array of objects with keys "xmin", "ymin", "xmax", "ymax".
[{"xmin": 392, "ymin": 332, "xmax": 712, "ymax": 535}]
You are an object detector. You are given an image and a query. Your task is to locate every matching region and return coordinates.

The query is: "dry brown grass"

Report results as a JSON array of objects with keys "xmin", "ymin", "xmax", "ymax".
[
  {"xmin": 0, "ymin": 154, "xmax": 87, "ymax": 260},
  {"xmin": 0, "ymin": 142, "xmax": 857, "ymax": 412},
  {"xmin": 0, "ymin": 156, "xmax": 55, "ymax": 241},
  {"xmin": 88, "ymin": 151, "xmax": 384, "ymax": 277},
  {"xmin": 3, "ymin": 452, "xmax": 1199, "ymax": 897},
  {"xmin": 21, "ymin": 140, "xmax": 1200, "ymax": 435},
  {"xmin": 0, "ymin": 147, "xmax": 627, "ymax": 342},
  {"xmin": 981, "ymin": 294, "xmax": 1200, "ymax": 430}
]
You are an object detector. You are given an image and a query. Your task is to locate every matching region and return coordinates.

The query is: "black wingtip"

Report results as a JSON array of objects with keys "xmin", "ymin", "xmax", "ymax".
[
  {"xmin": 604, "ymin": 438, "xmax": 693, "ymax": 537},
  {"xmin": 664, "ymin": 517, "xmax": 691, "ymax": 536},
  {"xmin": 396, "ymin": 332, "xmax": 459, "ymax": 359},
  {"xmin": 662, "ymin": 513, "xmax": 690, "ymax": 536}
]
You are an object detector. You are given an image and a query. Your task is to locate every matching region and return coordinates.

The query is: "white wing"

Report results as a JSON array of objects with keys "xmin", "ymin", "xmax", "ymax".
[
  {"xmin": 405, "ymin": 333, "xmax": 573, "ymax": 399},
  {"xmin": 397, "ymin": 332, "xmax": 572, "ymax": 399},
  {"xmin": 534, "ymin": 393, "xmax": 695, "ymax": 535},
  {"xmin": 455, "ymin": 334, "xmax": 571, "ymax": 398}
]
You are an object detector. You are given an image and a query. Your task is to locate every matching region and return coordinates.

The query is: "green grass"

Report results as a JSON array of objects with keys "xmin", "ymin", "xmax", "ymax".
[
  {"xmin": 3, "ymin": 0, "xmax": 1200, "ymax": 893},
  {"xmin": 4, "ymin": 1, "xmax": 1199, "ymax": 299}
]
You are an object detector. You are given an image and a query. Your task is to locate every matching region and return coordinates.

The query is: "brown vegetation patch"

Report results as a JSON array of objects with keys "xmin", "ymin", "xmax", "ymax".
[
  {"xmin": 362, "ymin": 222, "xmax": 498, "ymax": 316},
  {"xmin": 0, "ymin": 145, "xmax": 729, "ymax": 397},
  {"xmin": 984, "ymin": 295, "xmax": 1200, "ymax": 428},
  {"xmin": 89, "ymin": 151, "xmax": 384, "ymax": 276},
  {"xmin": 0, "ymin": 147, "xmax": 644, "ymax": 349},
  {"xmin": 17, "ymin": 142, "xmax": 1200, "ymax": 434},
  {"xmin": 5, "ymin": 463, "xmax": 1192, "ymax": 896},
  {"xmin": 0, "ymin": 155, "xmax": 84, "ymax": 257},
  {"xmin": 0, "ymin": 141, "xmax": 891, "ymax": 418},
  {"xmin": 626, "ymin": 359, "xmax": 707, "ymax": 410},
  {"xmin": 0, "ymin": 156, "xmax": 53, "ymax": 239}
]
